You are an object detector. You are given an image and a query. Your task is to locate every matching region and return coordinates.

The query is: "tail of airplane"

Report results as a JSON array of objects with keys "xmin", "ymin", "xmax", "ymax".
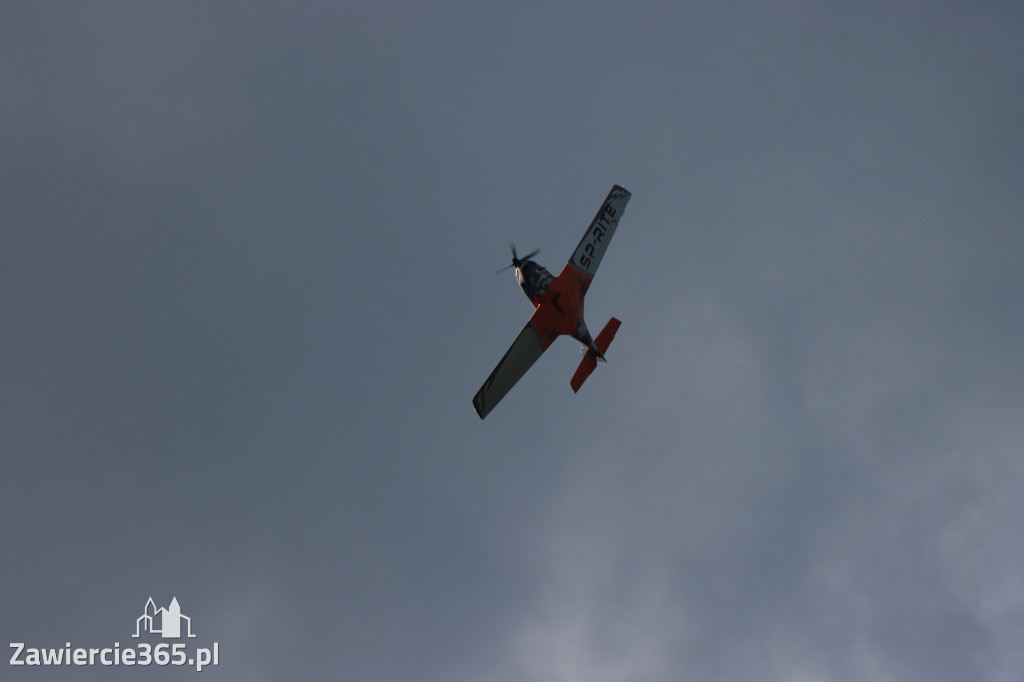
[{"xmin": 570, "ymin": 317, "xmax": 621, "ymax": 392}]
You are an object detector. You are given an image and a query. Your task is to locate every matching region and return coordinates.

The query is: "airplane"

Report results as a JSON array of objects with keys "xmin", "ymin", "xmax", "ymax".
[{"xmin": 472, "ymin": 184, "xmax": 632, "ymax": 419}]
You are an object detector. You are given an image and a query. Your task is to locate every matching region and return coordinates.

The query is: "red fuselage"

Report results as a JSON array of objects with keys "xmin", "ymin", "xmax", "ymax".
[{"xmin": 515, "ymin": 260, "xmax": 597, "ymax": 352}]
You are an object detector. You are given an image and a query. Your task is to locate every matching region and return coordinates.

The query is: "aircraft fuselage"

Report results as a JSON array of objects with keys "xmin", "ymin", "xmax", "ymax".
[{"xmin": 514, "ymin": 259, "xmax": 600, "ymax": 355}]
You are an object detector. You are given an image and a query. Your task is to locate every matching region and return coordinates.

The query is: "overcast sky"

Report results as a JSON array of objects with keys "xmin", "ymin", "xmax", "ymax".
[{"xmin": 3, "ymin": 2, "xmax": 1023, "ymax": 681}]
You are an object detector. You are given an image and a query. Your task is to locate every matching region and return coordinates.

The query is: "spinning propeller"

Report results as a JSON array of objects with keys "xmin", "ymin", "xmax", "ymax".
[{"xmin": 495, "ymin": 242, "xmax": 540, "ymax": 274}]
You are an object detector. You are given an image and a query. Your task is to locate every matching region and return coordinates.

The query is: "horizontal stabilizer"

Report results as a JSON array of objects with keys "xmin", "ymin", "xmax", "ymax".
[{"xmin": 570, "ymin": 317, "xmax": 621, "ymax": 393}]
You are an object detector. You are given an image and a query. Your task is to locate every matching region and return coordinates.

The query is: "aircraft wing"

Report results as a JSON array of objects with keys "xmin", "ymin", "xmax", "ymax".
[
  {"xmin": 472, "ymin": 321, "xmax": 547, "ymax": 419},
  {"xmin": 566, "ymin": 184, "xmax": 632, "ymax": 281}
]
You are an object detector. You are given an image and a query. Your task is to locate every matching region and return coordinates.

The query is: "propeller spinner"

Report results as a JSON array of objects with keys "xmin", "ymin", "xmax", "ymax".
[{"xmin": 495, "ymin": 242, "xmax": 540, "ymax": 274}]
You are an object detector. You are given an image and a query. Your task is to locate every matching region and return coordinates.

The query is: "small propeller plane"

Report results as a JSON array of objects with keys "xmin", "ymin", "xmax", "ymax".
[{"xmin": 472, "ymin": 184, "xmax": 632, "ymax": 419}]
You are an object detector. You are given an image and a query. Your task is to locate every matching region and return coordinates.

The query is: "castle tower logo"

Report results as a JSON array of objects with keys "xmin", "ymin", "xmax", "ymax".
[{"xmin": 132, "ymin": 597, "xmax": 196, "ymax": 639}]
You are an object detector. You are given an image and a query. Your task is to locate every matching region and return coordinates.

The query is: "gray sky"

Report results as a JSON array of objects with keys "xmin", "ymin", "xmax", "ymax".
[{"xmin": 3, "ymin": 2, "xmax": 1023, "ymax": 680}]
